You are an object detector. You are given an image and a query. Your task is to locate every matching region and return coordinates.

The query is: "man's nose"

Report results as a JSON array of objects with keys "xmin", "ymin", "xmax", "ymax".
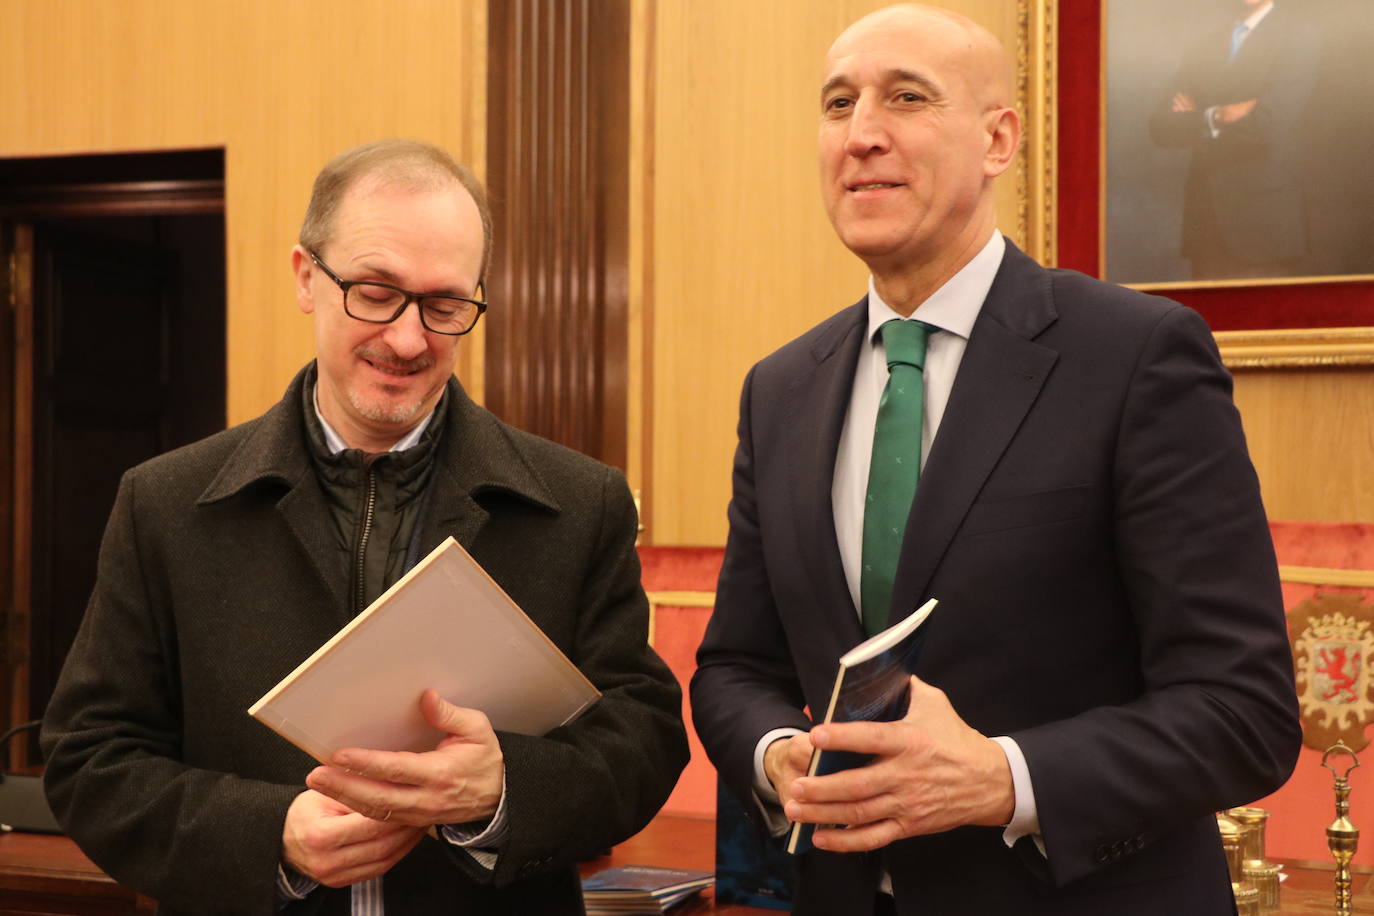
[
  {"xmin": 381, "ymin": 302, "xmax": 430, "ymax": 359},
  {"xmin": 844, "ymin": 97, "xmax": 891, "ymax": 157}
]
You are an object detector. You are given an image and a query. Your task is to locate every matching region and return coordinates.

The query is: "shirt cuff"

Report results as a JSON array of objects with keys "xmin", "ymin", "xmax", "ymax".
[
  {"xmin": 275, "ymin": 862, "xmax": 318, "ymax": 901},
  {"xmin": 439, "ymin": 772, "xmax": 510, "ymax": 871},
  {"xmin": 991, "ymin": 735, "xmax": 1046, "ymax": 857},
  {"xmin": 752, "ymin": 726, "xmax": 807, "ymax": 837}
]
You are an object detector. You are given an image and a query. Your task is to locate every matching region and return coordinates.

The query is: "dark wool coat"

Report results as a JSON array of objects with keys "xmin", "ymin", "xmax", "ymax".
[{"xmin": 42, "ymin": 366, "xmax": 689, "ymax": 915}]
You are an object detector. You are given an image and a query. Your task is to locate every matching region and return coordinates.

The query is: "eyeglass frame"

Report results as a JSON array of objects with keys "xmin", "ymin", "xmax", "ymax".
[{"xmin": 307, "ymin": 250, "xmax": 487, "ymax": 336}]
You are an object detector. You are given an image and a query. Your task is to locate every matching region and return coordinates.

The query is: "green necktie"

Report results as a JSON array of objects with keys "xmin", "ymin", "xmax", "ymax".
[{"xmin": 860, "ymin": 319, "xmax": 931, "ymax": 637}]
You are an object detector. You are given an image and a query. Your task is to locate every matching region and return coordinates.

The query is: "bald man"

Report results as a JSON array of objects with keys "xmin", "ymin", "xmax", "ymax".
[{"xmin": 691, "ymin": 5, "xmax": 1299, "ymax": 914}]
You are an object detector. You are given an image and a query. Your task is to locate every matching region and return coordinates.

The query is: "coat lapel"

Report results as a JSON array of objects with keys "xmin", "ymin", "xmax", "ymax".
[
  {"xmin": 196, "ymin": 368, "xmax": 561, "ymax": 625},
  {"xmin": 197, "ymin": 368, "xmax": 349, "ymax": 616},
  {"xmin": 786, "ymin": 302, "xmax": 869, "ymax": 644},
  {"xmin": 420, "ymin": 379, "xmax": 561, "ymax": 555},
  {"xmin": 890, "ymin": 242, "xmax": 1060, "ymax": 614}
]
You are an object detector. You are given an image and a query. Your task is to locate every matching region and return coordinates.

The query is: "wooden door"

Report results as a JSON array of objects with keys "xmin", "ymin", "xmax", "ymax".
[
  {"xmin": 26, "ymin": 224, "xmax": 185, "ymax": 730},
  {"xmin": 0, "ymin": 190, "xmax": 225, "ymax": 761}
]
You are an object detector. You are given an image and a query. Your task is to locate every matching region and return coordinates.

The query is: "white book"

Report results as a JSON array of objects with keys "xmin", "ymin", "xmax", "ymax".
[{"xmin": 248, "ymin": 536, "xmax": 601, "ymax": 762}]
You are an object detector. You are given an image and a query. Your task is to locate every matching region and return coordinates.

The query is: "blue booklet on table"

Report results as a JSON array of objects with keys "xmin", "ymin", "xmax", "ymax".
[
  {"xmin": 581, "ymin": 864, "xmax": 713, "ymax": 914},
  {"xmin": 785, "ymin": 597, "xmax": 938, "ymax": 855}
]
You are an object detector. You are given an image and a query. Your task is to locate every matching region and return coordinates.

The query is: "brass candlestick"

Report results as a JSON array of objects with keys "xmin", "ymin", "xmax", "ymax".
[{"xmin": 1322, "ymin": 741, "xmax": 1361, "ymax": 916}]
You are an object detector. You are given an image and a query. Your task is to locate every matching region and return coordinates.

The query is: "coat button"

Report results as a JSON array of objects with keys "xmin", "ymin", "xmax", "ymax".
[{"xmin": 1095, "ymin": 844, "xmax": 1111, "ymax": 863}]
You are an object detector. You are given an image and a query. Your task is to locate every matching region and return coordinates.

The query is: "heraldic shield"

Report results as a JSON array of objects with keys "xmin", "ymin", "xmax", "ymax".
[{"xmin": 1289, "ymin": 592, "xmax": 1374, "ymax": 753}]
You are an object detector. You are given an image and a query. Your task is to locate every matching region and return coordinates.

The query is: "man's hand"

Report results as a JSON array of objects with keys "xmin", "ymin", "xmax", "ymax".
[
  {"xmin": 306, "ymin": 690, "xmax": 505, "ymax": 828},
  {"xmin": 781, "ymin": 676, "xmax": 1014, "ymax": 853},
  {"xmin": 1171, "ymin": 92, "xmax": 1197, "ymax": 113},
  {"xmin": 763, "ymin": 732, "xmax": 814, "ymax": 809},
  {"xmin": 1216, "ymin": 98, "xmax": 1258, "ymax": 124},
  {"xmin": 281, "ymin": 790, "xmax": 424, "ymax": 888}
]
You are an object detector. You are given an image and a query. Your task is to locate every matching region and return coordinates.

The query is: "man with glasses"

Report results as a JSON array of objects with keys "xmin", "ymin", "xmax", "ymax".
[{"xmin": 42, "ymin": 140, "xmax": 688, "ymax": 914}]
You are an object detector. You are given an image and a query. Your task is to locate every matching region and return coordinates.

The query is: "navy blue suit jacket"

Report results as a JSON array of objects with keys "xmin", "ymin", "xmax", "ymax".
[{"xmin": 691, "ymin": 241, "xmax": 1300, "ymax": 914}]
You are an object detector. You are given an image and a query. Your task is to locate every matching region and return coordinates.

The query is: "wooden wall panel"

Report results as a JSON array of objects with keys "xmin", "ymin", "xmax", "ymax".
[
  {"xmin": 0, "ymin": 0, "xmax": 487, "ymax": 424},
  {"xmin": 640, "ymin": 0, "xmax": 1050, "ymax": 545},
  {"xmin": 1233, "ymin": 368, "xmax": 1374, "ymax": 523}
]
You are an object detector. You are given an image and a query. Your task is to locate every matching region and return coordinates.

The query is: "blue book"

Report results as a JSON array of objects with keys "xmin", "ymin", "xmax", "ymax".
[
  {"xmin": 582, "ymin": 864, "xmax": 713, "ymax": 914},
  {"xmin": 786, "ymin": 598, "xmax": 938, "ymax": 855}
]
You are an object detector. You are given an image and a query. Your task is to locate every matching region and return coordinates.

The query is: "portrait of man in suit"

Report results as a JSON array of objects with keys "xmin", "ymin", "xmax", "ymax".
[
  {"xmin": 1107, "ymin": 0, "xmax": 1374, "ymax": 286},
  {"xmin": 1148, "ymin": 0, "xmax": 1322, "ymax": 281},
  {"xmin": 691, "ymin": 4, "xmax": 1300, "ymax": 914}
]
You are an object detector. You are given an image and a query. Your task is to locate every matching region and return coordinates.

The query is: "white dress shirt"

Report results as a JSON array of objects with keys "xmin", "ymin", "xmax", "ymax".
[{"xmin": 751, "ymin": 231, "xmax": 1042, "ymax": 873}]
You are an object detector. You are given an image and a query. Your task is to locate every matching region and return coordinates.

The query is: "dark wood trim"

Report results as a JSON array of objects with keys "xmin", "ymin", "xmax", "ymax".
[
  {"xmin": 0, "ymin": 180, "xmax": 224, "ymax": 219},
  {"xmin": 4, "ymin": 224, "xmax": 33, "ymax": 771},
  {"xmin": 485, "ymin": 0, "xmax": 630, "ymax": 469},
  {"xmin": 0, "ymin": 223, "xmax": 13, "ymax": 754}
]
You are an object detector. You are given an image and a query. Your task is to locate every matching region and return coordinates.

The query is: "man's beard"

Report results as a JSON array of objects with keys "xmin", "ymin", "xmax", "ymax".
[{"xmin": 348, "ymin": 344, "xmax": 437, "ymax": 424}]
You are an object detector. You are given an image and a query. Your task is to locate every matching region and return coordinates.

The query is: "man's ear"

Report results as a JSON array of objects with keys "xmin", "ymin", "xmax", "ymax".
[
  {"xmin": 983, "ymin": 107, "xmax": 1022, "ymax": 179},
  {"xmin": 291, "ymin": 245, "xmax": 316, "ymax": 315}
]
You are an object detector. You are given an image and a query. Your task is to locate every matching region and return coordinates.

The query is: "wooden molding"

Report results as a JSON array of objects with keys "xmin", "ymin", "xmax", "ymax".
[
  {"xmin": 0, "ymin": 180, "xmax": 224, "ymax": 218},
  {"xmin": 644, "ymin": 589, "xmax": 715, "ymax": 646},
  {"xmin": 1279, "ymin": 565, "xmax": 1374, "ymax": 589},
  {"xmin": 1220, "ymin": 327, "xmax": 1374, "ymax": 370},
  {"xmin": 484, "ymin": 0, "xmax": 631, "ymax": 468}
]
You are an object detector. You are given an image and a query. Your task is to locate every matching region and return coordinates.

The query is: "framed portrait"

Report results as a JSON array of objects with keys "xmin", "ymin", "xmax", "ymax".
[{"xmin": 1059, "ymin": 0, "xmax": 1374, "ymax": 367}]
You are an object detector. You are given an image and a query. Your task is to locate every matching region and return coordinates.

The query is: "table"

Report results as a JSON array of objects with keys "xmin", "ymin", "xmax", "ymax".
[
  {"xmin": 579, "ymin": 814, "xmax": 773, "ymax": 913},
  {"xmin": 580, "ymin": 816, "xmax": 1374, "ymax": 914},
  {"xmin": 0, "ymin": 818, "xmax": 1367, "ymax": 914},
  {"xmin": 0, "ymin": 831, "xmax": 152, "ymax": 914}
]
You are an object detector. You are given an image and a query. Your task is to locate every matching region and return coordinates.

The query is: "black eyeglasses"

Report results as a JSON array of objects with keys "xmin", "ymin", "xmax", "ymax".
[{"xmin": 308, "ymin": 251, "xmax": 487, "ymax": 336}]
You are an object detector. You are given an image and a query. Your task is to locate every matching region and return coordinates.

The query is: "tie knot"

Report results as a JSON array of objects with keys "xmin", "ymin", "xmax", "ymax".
[{"xmin": 880, "ymin": 319, "xmax": 931, "ymax": 371}]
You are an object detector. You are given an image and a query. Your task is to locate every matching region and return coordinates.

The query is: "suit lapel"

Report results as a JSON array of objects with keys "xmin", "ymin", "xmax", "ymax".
[
  {"xmin": 786, "ymin": 302, "xmax": 869, "ymax": 644},
  {"xmin": 890, "ymin": 242, "xmax": 1060, "ymax": 613},
  {"xmin": 1228, "ymin": 7, "xmax": 1283, "ymax": 88}
]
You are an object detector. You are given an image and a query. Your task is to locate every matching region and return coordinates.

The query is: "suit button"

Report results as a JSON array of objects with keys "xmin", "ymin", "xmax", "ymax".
[{"xmin": 1095, "ymin": 844, "xmax": 1111, "ymax": 863}]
